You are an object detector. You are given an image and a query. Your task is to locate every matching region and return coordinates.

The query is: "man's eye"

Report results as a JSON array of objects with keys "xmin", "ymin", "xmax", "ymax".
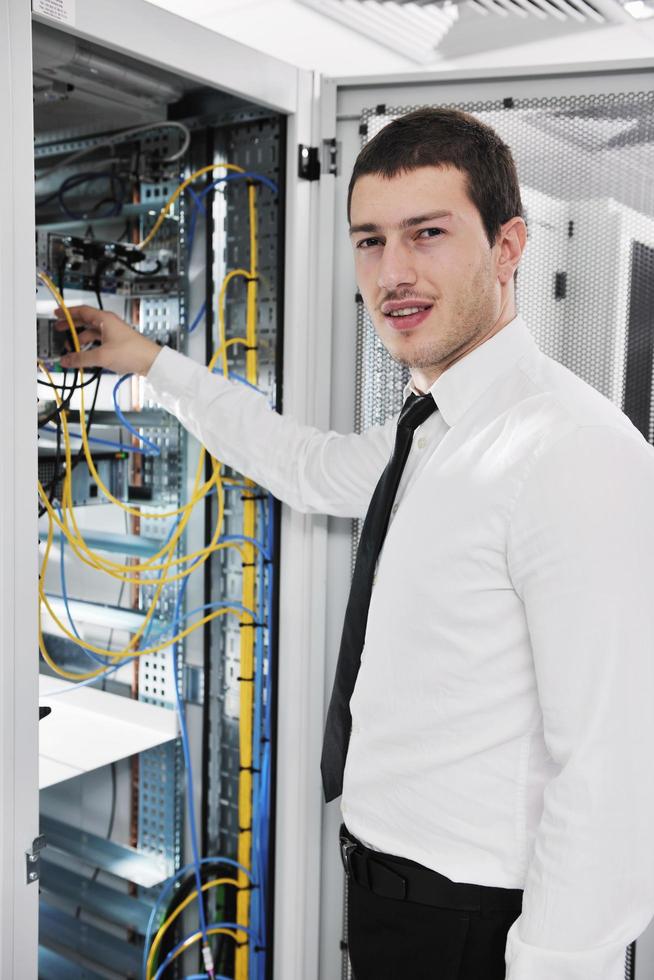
[
  {"xmin": 356, "ymin": 237, "xmax": 382, "ymax": 248},
  {"xmin": 418, "ymin": 228, "xmax": 443, "ymax": 239}
]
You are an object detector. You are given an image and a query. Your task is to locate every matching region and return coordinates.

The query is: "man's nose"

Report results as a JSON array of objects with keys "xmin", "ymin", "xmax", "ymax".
[{"xmin": 377, "ymin": 241, "xmax": 417, "ymax": 292}]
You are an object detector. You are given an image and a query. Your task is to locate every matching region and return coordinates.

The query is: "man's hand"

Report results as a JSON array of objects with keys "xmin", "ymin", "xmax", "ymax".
[{"xmin": 56, "ymin": 306, "xmax": 161, "ymax": 377}]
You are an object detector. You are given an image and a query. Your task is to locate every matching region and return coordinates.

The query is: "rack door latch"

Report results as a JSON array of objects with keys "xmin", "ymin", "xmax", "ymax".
[
  {"xmin": 26, "ymin": 835, "xmax": 47, "ymax": 884},
  {"xmin": 298, "ymin": 144, "xmax": 320, "ymax": 181}
]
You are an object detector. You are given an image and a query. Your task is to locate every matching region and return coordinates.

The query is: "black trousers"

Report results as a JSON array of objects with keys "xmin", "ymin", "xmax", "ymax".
[{"xmin": 343, "ymin": 828, "xmax": 522, "ymax": 980}]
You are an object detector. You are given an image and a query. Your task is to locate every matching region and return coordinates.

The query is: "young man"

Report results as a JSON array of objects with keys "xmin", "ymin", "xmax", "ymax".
[{"xmin": 59, "ymin": 108, "xmax": 654, "ymax": 980}]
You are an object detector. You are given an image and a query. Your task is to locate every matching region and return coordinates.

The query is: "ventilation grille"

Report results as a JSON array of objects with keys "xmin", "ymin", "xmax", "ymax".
[{"xmin": 297, "ymin": 0, "xmax": 606, "ymax": 63}]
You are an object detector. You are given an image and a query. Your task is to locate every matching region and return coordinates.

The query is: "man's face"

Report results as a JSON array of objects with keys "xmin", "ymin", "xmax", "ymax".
[{"xmin": 349, "ymin": 165, "xmax": 512, "ymax": 390}]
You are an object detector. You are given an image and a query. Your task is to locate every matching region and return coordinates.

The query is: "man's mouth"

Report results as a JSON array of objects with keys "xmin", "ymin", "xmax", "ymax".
[{"xmin": 381, "ymin": 301, "xmax": 433, "ymax": 331}]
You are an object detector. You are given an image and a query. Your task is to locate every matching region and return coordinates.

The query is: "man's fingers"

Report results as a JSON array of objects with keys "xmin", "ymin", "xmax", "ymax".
[
  {"xmin": 54, "ymin": 305, "xmax": 105, "ymax": 330},
  {"xmin": 60, "ymin": 347, "xmax": 105, "ymax": 370},
  {"xmin": 62, "ymin": 328, "xmax": 99, "ymax": 349},
  {"xmin": 61, "ymin": 329, "xmax": 98, "ymax": 354}
]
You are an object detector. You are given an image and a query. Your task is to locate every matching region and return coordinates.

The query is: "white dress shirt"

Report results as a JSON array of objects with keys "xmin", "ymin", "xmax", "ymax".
[{"xmin": 145, "ymin": 315, "xmax": 654, "ymax": 980}]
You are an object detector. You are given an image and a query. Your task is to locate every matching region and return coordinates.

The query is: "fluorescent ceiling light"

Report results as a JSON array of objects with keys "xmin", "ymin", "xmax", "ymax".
[{"xmin": 623, "ymin": 0, "xmax": 654, "ymax": 15}]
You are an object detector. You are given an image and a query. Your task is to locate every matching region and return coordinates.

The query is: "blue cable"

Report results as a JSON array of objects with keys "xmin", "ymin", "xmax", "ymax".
[
  {"xmin": 186, "ymin": 186, "xmax": 206, "ymax": 214},
  {"xmin": 170, "ymin": 576, "xmax": 212, "ymax": 964},
  {"xmin": 44, "ymin": 424, "xmax": 152, "ymax": 456},
  {"xmin": 54, "ymin": 504, "xmax": 112, "ymax": 668},
  {"xmin": 185, "ymin": 186, "xmax": 203, "ymax": 260},
  {"xmin": 218, "ymin": 534, "xmax": 271, "ymax": 561},
  {"xmin": 259, "ymin": 495, "xmax": 275, "ymax": 976},
  {"xmin": 112, "ymin": 375, "xmax": 161, "ymax": 455},
  {"xmin": 252, "ymin": 493, "xmax": 275, "ymax": 978},
  {"xmin": 39, "ymin": 660, "xmax": 128, "ymax": 698},
  {"xmin": 182, "ymin": 975, "xmax": 232, "ymax": 980},
  {"xmin": 142, "ymin": 519, "xmax": 268, "ymax": 976},
  {"xmin": 187, "ymin": 301, "xmax": 207, "ymax": 335},
  {"xmin": 249, "ymin": 543, "xmax": 266, "ymax": 976},
  {"xmin": 166, "ymin": 526, "xmax": 269, "ymax": 973},
  {"xmin": 183, "ymin": 170, "xmax": 278, "ymax": 337},
  {"xmin": 42, "ymin": 512, "xmax": 182, "ymax": 697},
  {"xmin": 142, "ymin": 856, "xmax": 252, "ymax": 980},
  {"xmin": 152, "ymin": 923, "xmax": 253, "ymax": 980}
]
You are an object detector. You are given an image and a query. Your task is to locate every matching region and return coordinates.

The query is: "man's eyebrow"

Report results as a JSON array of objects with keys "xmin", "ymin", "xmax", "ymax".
[{"xmin": 349, "ymin": 210, "xmax": 454, "ymax": 235}]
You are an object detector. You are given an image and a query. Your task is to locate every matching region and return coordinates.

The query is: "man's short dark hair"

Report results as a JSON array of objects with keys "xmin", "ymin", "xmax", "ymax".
[{"xmin": 347, "ymin": 107, "xmax": 523, "ymax": 248}]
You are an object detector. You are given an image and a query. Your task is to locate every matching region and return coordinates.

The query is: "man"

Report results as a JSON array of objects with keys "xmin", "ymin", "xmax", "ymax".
[{"xmin": 59, "ymin": 108, "xmax": 654, "ymax": 980}]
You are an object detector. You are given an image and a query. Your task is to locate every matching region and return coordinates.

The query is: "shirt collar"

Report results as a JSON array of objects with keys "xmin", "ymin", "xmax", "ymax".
[{"xmin": 403, "ymin": 315, "xmax": 538, "ymax": 428}]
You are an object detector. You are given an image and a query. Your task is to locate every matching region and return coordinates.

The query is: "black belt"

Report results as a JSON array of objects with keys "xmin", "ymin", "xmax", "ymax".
[{"xmin": 340, "ymin": 825, "xmax": 523, "ymax": 914}]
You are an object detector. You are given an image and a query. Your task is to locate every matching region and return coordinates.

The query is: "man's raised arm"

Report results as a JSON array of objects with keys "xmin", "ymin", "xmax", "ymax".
[{"xmin": 57, "ymin": 305, "xmax": 392, "ymax": 518}]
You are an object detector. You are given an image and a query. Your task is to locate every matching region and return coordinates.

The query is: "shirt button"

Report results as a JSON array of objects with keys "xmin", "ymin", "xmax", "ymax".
[
  {"xmin": 416, "ymin": 436, "xmax": 427, "ymax": 450},
  {"xmin": 391, "ymin": 503, "xmax": 399, "ymax": 516}
]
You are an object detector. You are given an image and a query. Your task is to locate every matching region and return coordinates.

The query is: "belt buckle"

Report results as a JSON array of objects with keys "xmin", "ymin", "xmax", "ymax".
[{"xmin": 340, "ymin": 837, "xmax": 357, "ymax": 877}]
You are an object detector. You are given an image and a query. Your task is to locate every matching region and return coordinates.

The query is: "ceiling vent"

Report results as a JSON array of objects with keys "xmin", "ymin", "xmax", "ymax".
[{"xmin": 296, "ymin": 0, "xmax": 608, "ymax": 63}]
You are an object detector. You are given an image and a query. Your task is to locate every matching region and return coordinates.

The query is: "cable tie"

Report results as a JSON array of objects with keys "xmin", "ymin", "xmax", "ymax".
[
  {"xmin": 238, "ymin": 621, "xmax": 266, "ymax": 629},
  {"xmin": 236, "ymin": 939, "xmax": 250, "ymax": 948},
  {"xmin": 238, "ymin": 826, "xmax": 252, "ymax": 834},
  {"xmin": 241, "ymin": 561, "xmax": 256, "ymax": 568},
  {"xmin": 240, "ymin": 493, "xmax": 267, "ymax": 501},
  {"xmin": 236, "ymin": 675, "xmax": 254, "ymax": 683},
  {"xmin": 243, "ymin": 344, "xmax": 259, "ymax": 351},
  {"xmin": 239, "ymin": 765, "xmax": 261, "ymax": 773},
  {"xmin": 254, "ymin": 945, "xmax": 267, "ymax": 953}
]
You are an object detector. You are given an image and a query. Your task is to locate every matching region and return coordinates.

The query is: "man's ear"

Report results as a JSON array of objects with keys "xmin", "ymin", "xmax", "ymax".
[{"xmin": 497, "ymin": 217, "xmax": 527, "ymax": 285}]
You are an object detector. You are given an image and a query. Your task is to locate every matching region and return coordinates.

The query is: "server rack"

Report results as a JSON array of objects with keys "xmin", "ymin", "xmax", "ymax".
[
  {"xmin": 4, "ymin": 3, "xmax": 654, "ymax": 977},
  {"xmin": 2, "ymin": 3, "xmax": 332, "ymax": 979}
]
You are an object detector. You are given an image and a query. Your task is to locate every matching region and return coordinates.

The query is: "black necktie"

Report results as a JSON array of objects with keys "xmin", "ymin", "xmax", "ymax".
[{"xmin": 321, "ymin": 392, "xmax": 438, "ymax": 802}]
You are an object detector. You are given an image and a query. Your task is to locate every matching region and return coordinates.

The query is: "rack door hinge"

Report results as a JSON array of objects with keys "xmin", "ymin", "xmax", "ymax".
[
  {"xmin": 298, "ymin": 140, "xmax": 340, "ymax": 181},
  {"xmin": 323, "ymin": 138, "xmax": 339, "ymax": 176},
  {"xmin": 26, "ymin": 834, "xmax": 47, "ymax": 884},
  {"xmin": 298, "ymin": 144, "xmax": 320, "ymax": 181}
]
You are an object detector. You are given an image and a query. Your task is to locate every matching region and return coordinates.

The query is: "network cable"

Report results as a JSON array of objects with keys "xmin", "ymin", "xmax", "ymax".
[
  {"xmin": 35, "ymin": 121, "xmax": 192, "ymax": 182},
  {"xmin": 142, "ymin": 856, "xmax": 253, "ymax": 980},
  {"xmin": 152, "ymin": 923, "xmax": 253, "ymax": 980},
  {"xmin": 37, "ymin": 155, "xmax": 274, "ymax": 980}
]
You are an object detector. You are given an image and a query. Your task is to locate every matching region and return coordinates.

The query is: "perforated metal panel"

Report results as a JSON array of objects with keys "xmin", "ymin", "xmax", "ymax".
[
  {"xmin": 204, "ymin": 117, "xmax": 281, "ymax": 866},
  {"xmin": 355, "ymin": 92, "xmax": 654, "ymax": 439},
  {"xmin": 137, "ymin": 128, "xmax": 187, "ymax": 874},
  {"xmin": 344, "ymin": 87, "xmax": 653, "ymax": 980}
]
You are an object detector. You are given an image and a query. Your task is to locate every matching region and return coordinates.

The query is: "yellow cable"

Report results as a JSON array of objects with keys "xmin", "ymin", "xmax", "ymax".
[
  {"xmin": 162, "ymin": 926, "xmax": 240, "ymax": 973},
  {"xmin": 138, "ymin": 162, "xmax": 245, "ymax": 250},
  {"xmin": 37, "ymin": 365, "xmax": 235, "ymax": 672},
  {"xmin": 40, "ymin": 165, "xmax": 266, "ymax": 980},
  {"xmin": 38, "ymin": 270, "xmax": 217, "ymax": 521},
  {"xmin": 212, "ymin": 269, "xmax": 251, "ymax": 377},
  {"xmin": 146, "ymin": 876, "xmax": 239, "ymax": 979},
  {"xmin": 38, "ymin": 440, "xmax": 222, "ymax": 669},
  {"xmin": 38, "ymin": 467, "xmax": 234, "ymax": 586},
  {"xmin": 37, "ymin": 355, "xmax": 216, "ymax": 578},
  {"xmin": 236, "ymin": 180, "xmax": 260, "ymax": 980}
]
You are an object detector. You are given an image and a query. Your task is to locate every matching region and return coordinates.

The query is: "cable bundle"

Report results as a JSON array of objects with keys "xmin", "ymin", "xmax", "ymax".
[{"xmin": 37, "ymin": 159, "xmax": 278, "ymax": 979}]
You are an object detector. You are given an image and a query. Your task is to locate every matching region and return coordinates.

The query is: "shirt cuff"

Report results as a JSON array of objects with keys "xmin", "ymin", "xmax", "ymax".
[
  {"xmin": 144, "ymin": 345, "xmax": 211, "ymax": 402},
  {"xmin": 505, "ymin": 917, "xmax": 628, "ymax": 980}
]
